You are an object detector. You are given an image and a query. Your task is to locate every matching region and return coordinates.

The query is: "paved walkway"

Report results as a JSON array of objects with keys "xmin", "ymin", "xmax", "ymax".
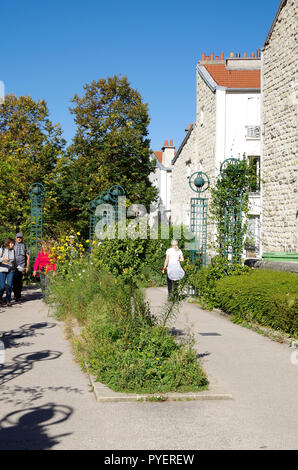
[{"xmin": 0, "ymin": 286, "xmax": 297, "ymax": 450}]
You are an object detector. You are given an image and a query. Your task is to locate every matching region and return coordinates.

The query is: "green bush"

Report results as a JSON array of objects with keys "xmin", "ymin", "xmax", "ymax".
[
  {"xmin": 92, "ymin": 223, "xmax": 191, "ymax": 287},
  {"xmin": 186, "ymin": 256, "xmax": 250, "ymax": 308},
  {"xmin": 215, "ymin": 269, "xmax": 298, "ymax": 337},
  {"xmin": 49, "ymin": 259, "xmax": 208, "ymax": 393}
]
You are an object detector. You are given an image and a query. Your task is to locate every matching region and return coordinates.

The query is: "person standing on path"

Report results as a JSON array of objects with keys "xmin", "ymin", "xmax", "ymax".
[
  {"xmin": 32, "ymin": 240, "xmax": 56, "ymax": 296},
  {"xmin": 0, "ymin": 238, "xmax": 16, "ymax": 306},
  {"xmin": 163, "ymin": 240, "xmax": 185, "ymax": 297},
  {"xmin": 13, "ymin": 232, "xmax": 30, "ymax": 302}
]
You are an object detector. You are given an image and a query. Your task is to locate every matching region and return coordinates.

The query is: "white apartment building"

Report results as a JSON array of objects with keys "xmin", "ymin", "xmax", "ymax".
[
  {"xmin": 171, "ymin": 52, "xmax": 262, "ymax": 255},
  {"xmin": 149, "ymin": 140, "xmax": 175, "ymax": 225}
]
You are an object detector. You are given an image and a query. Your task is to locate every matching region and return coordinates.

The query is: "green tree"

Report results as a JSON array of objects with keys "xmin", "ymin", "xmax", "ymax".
[
  {"xmin": 67, "ymin": 75, "xmax": 157, "ymax": 235},
  {"xmin": 0, "ymin": 94, "xmax": 66, "ymax": 240}
]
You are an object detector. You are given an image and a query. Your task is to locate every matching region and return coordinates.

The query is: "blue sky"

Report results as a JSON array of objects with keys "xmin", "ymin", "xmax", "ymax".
[{"xmin": 1, "ymin": 0, "xmax": 280, "ymax": 152}]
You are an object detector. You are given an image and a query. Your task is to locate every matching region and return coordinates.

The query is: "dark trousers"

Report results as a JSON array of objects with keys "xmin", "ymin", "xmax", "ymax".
[
  {"xmin": 167, "ymin": 275, "xmax": 178, "ymax": 294},
  {"xmin": 0, "ymin": 271, "xmax": 15, "ymax": 303},
  {"xmin": 40, "ymin": 272, "xmax": 51, "ymax": 297},
  {"xmin": 13, "ymin": 270, "xmax": 24, "ymax": 299}
]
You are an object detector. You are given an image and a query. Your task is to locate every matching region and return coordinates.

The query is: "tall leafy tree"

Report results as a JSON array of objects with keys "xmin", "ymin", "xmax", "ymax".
[
  {"xmin": 67, "ymin": 75, "xmax": 157, "ymax": 234},
  {"xmin": 0, "ymin": 94, "xmax": 66, "ymax": 239}
]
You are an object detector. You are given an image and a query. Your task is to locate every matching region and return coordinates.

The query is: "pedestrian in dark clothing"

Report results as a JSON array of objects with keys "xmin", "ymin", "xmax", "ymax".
[{"xmin": 13, "ymin": 232, "xmax": 30, "ymax": 302}]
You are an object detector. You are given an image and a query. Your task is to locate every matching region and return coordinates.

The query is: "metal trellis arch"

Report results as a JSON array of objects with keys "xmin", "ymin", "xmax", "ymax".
[
  {"xmin": 29, "ymin": 183, "xmax": 45, "ymax": 271},
  {"xmin": 189, "ymin": 172, "xmax": 209, "ymax": 268},
  {"xmin": 88, "ymin": 185, "xmax": 126, "ymax": 247}
]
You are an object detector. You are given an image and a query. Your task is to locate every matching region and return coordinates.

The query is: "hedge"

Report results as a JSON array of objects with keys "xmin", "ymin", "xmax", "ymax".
[{"xmin": 215, "ymin": 269, "xmax": 298, "ymax": 337}]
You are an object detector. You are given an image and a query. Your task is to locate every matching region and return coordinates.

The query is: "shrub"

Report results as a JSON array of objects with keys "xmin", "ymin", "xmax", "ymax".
[
  {"xmin": 48, "ymin": 260, "xmax": 208, "ymax": 393},
  {"xmin": 215, "ymin": 270, "xmax": 298, "ymax": 337},
  {"xmin": 92, "ymin": 223, "xmax": 191, "ymax": 287},
  {"xmin": 186, "ymin": 256, "xmax": 250, "ymax": 308}
]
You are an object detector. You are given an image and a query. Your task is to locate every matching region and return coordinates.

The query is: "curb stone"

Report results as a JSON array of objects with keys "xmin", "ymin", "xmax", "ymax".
[{"xmin": 86, "ymin": 365, "xmax": 233, "ymax": 403}]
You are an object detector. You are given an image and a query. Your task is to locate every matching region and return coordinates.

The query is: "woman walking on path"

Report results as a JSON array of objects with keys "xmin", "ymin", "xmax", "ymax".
[
  {"xmin": 33, "ymin": 240, "xmax": 56, "ymax": 295},
  {"xmin": 163, "ymin": 240, "xmax": 185, "ymax": 297},
  {"xmin": 0, "ymin": 238, "xmax": 16, "ymax": 306}
]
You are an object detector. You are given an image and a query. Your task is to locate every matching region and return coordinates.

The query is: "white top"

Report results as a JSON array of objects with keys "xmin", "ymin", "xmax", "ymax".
[
  {"xmin": 166, "ymin": 248, "xmax": 183, "ymax": 264},
  {"xmin": 0, "ymin": 248, "xmax": 16, "ymax": 272},
  {"xmin": 166, "ymin": 248, "xmax": 185, "ymax": 281}
]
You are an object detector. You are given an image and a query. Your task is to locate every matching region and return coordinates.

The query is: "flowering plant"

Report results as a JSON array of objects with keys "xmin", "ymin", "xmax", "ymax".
[{"xmin": 49, "ymin": 231, "xmax": 86, "ymax": 268}]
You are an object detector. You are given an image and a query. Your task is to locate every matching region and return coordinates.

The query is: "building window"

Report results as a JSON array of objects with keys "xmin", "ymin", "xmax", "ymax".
[
  {"xmin": 200, "ymin": 107, "xmax": 204, "ymax": 127},
  {"xmin": 248, "ymin": 156, "xmax": 261, "ymax": 193},
  {"xmin": 246, "ymin": 125, "xmax": 261, "ymax": 140},
  {"xmin": 186, "ymin": 160, "xmax": 191, "ymax": 179},
  {"xmin": 246, "ymin": 215, "xmax": 260, "ymax": 254}
]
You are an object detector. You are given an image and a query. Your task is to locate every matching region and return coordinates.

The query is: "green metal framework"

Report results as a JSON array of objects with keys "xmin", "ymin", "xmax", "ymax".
[
  {"xmin": 189, "ymin": 172, "xmax": 209, "ymax": 268},
  {"xmin": 88, "ymin": 185, "xmax": 125, "ymax": 247},
  {"xmin": 220, "ymin": 158, "xmax": 243, "ymax": 264},
  {"xmin": 29, "ymin": 183, "xmax": 45, "ymax": 271},
  {"xmin": 190, "ymin": 197, "xmax": 208, "ymax": 267},
  {"xmin": 222, "ymin": 196, "xmax": 243, "ymax": 264}
]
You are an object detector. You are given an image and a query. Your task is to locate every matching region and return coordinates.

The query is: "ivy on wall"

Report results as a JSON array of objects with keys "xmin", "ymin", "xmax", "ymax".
[{"xmin": 210, "ymin": 156, "xmax": 256, "ymax": 263}]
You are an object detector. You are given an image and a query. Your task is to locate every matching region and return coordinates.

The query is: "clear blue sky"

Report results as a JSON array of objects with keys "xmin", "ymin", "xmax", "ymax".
[{"xmin": 1, "ymin": 0, "xmax": 280, "ymax": 152}]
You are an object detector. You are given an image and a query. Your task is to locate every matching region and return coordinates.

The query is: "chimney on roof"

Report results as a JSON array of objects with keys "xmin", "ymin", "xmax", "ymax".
[
  {"xmin": 257, "ymin": 49, "xmax": 261, "ymax": 57},
  {"xmin": 243, "ymin": 52, "xmax": 247, "ymax": 58},
  {"xmin": 201, "ymin": 53, "xmax": 205, "ymax": 61},
  {"xmin": 251, "ymin": 52, "xmax": 255, "ymax": 58},
  {"xmin": 161, "ymin": 139, "xmax": 175, "ymax": 167},
  {"xmin": 230, "ymin": 52, "xmax": 234, "ymax": 58},
  {"xmin": 210, "ymin": 53, "xmax": 214, "ymax": 61},
  {"xmin": 206, "ymin": 56, "xmax": 209, "ymax": 61},
  {"xmin": 220, "ymin": 52, "xmax": 224, "ymax": 60}
]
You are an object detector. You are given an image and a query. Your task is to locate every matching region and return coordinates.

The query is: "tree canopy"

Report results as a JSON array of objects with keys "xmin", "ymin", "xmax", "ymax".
[
  {"xmin": 66, "ymin": 75, "xmax": 157, "ymax": 235},
  {"xmin": 0, "ymin": 76, "xmax": 157, "ymax": 240},
  {"xmin": 0, "ymin": 94, "xmax": 66, "ymax": 239}
]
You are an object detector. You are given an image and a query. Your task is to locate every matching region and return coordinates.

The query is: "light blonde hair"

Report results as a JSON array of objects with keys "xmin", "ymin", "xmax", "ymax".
[
  {"xmin": 171, "ymin": 239, "xmax": 179, "ymax": 250},
  {"xmin": 41, "ymin": 239, "xmax": 55, "ymax": 253}
]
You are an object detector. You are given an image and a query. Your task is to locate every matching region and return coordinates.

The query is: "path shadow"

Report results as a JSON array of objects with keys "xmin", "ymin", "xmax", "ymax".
[
  {"xmin": 0, "ymin": 385, "xmax": 84, "ymax": 407},
  {"xmin": 19, "ymin": 289, "xmax": 44, "ymax": 302},
  {"xmin": 0, "ymin": 349, "xmax": 62, "ymax": 386},
  {"xmin": 0, "ymin": 403, "xmax": 73, "ymax": 450},
  {"xmin": 0, "ymin": 322, "xmax": 57, "ymax": 349}
]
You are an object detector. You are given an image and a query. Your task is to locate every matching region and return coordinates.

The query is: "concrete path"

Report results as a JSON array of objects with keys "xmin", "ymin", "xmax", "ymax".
[{"xmin": 0, "ymin": 286, "xmax": 297, "ymax": 450}]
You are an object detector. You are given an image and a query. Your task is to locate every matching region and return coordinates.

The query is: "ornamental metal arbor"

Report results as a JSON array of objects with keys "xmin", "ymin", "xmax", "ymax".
[
  {"xmin": 88, "ymin": 185, "xmax": 125, "ymax": 246},
  {"xmin": 219, "ymin": 158, "xmax": 243, "ymax": 264},
  {"xmin": 29, "ymin": 183, "xmax": 45, "ymax": 271},
  {"xmin": 189, "ymin": 172, "xmax": 210, "ymax": 268}
]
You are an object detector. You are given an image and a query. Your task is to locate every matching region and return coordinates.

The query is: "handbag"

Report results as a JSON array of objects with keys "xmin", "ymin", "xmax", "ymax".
[{"xmin": 0, "ymin": 248, "xmax": 14, "ymax": 271}]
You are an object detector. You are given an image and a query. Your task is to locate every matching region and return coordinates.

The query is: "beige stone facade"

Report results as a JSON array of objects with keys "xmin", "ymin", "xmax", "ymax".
[
  {"xmin": 171, "ymin": 72, "xmax": 216, "ymax": 242},
  {"xmin": 171, "ymin": 56, "xmax": 261, "ymax": 258},
  {"xmin": 261, "ymin": 0, "xmax": 298, "ymax": 253}
]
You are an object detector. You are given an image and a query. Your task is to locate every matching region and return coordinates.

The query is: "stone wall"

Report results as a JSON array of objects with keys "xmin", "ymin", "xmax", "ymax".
[
  {"xmin": 171, "ymin": 125, "xmax": 198, "ymax": 226},
  {"xmin": 171, "ymin": 71, "xmax": 217, "ymax": 257},
  {"xmin": 262, "ymin": 0, "xmax": 298, "ymax": 252}
]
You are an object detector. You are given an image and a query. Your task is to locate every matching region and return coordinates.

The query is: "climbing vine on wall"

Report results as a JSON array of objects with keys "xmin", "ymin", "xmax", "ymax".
[{"xmin": 210, "ymin": 156, "xmax": 256, "ymax": 263}]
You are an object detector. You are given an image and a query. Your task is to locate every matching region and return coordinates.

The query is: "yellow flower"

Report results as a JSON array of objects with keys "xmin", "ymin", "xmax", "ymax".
[{"xmin": 77, "ymin": 232, "xmax": 81, "ymax": 236}]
